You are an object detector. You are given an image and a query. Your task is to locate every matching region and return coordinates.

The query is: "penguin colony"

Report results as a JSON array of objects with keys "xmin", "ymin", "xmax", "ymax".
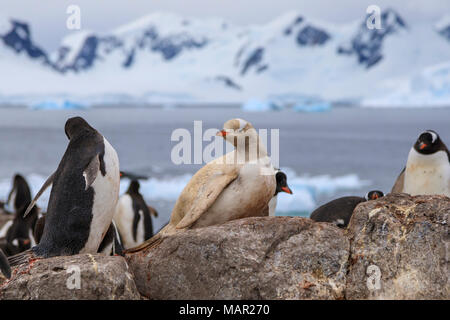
[{"xmin": 0, "ymin": 117, "xmax": 449, "ymax": 279}]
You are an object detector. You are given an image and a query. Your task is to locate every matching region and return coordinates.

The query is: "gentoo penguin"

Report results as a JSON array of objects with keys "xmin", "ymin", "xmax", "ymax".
[
  {"xmin": 0, "ymin": 175, "xmax": 38, "ymax": 255},
  {"xmin": 97, "ymin": 222, "xmax": 124, "ymax": 256},
  {"xmin": 310, "ymin": 190, "xmax": 384, "ymax": 228},
  {"xmin": 114, "ymin": 180, "xmax": 155, "ymax": 249},
  {"xmin": 268, "ymin": 171, "xmax": 293, "ymax": 216},
  {"xmin": 33, "ymin": 215, "xmax": 123, "ymax": 256},
  {"xmin": 128, "ymin": 118, "xmax": 276, "ymax": 253},
  {"xmin": 7, "ymin": 174, "xmax": 32, "ymax": 213},
  {"xmin": 391, "ymin": 130, "xmax": 450, "ymax": 196},
  {"xmin": 3, "ymin": 204, "xmax": 39, "ymax": 256},
  {"xmin": 0, "ymin": 249, "xmax": 10, "ymax": 279},
  {"xmin": 6, "ymin": 117, "xmax": 120, "ymax": 271}
]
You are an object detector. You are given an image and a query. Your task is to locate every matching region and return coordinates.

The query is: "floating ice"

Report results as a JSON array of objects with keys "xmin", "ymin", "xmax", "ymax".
[
  {"xmin": 274, "ymin": 168, "xmax": 370, "ymax": 216},
  {"xmin": 241, "ymin": 99, "xmax": 281, "ymax": 112},
  {"xmin": 292, "ymin": 100, "xmax": 331, "ymax": 113},
  {"xmin": 0, "ymin": 169, "xmax": 369, "ymax": 219},
  {"xmin": 30, "ymin": 100, "xmax": 87, "ymax": 110}
]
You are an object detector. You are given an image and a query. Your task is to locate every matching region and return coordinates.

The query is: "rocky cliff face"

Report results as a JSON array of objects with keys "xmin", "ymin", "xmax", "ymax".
[{"xmin": 0, "ymin": 194, "xmax": 448, "ymax": 300}]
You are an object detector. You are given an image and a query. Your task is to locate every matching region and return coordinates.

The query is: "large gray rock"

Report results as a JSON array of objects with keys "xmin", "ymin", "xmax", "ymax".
[
  {"xmin": 345, "ymin": 193, "xmax": 449, "ymax": 300},
  {"xmin": 0, "ymin": 254, "xmax": 141, "ymax": 300},
  {"xmin": 126, "ymin": 216, "xmax": 350, "ymax": 300}
]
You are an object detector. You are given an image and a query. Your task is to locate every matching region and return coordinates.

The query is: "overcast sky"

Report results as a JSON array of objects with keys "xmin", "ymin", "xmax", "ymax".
[{"xmin": 1, "ymin": 0, "xmax": 448, "ymax": 51}]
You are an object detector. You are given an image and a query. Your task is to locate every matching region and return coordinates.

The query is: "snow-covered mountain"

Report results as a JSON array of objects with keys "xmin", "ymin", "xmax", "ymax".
[{"xmin": 0, "ymin": 9, "xmax": 449, "ymax": 106}]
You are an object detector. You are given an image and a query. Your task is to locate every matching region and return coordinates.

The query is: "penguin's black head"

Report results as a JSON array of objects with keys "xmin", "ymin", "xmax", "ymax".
[
  {"xmin": 127, "ymin": 180, "xmax": 140, "ymax": 194},
  {"xmin": 12, "ymin": 174, "xmax": 26, "ymax": 188},
  {"xmin": 64, "ymin": 117, "xmax": 95, "ymax": 140},
  {"xmin": 413, "ymin": 130, "xmax": 444, "ymax": 155},
  {"xmin": 365, "ymin": 190, "xmax": 384, "ymax": 201},
  {"xmin": 275, "ymin": 171, "xmax": 293, "ymax": 196}
]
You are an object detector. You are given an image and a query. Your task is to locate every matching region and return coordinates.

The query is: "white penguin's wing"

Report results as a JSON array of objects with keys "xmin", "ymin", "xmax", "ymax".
[
  {"xmin": 175, "ymin": 167, "xmax": 239, "ymax": 229},
  {"xmin": 83, "ymin": 154, "xmax": 101, "ymax": 190},
  {"xmin": 23, "ymin": 172, "xmax": 55, "ymax": 218},
  {"xmin": 391, "ymin": 167, "xmax": 405, "ymax": 193}
]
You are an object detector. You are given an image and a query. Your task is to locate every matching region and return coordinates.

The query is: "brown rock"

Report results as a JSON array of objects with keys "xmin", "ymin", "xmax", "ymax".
[
  {"xmin": 0, "ymin": 254, "xmax": 141, "ymax": 300},
  {"xmin": 126, "ymin": 216, "xmax": 350, "ymax": 300},
  {"xmin": 345, "ymin": 193, "xmax": 449, "ymax": 300}
]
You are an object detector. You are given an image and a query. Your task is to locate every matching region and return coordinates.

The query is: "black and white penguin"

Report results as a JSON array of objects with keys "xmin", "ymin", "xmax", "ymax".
[
  {"xmin": 0, "ymin": 175, "xmax": 38, "ymax": 256},
  {"xmin": 97, "ymin": 222, "xmax": 124, "ymax": 256},
  {"xmin": 6, "ymin": 174, "xmax": 32, "ymax": 213},
  {"xmin": 3, "ymin": 204, "xmax": 39, "ymax": 256},
  {"xmin": 0, "ymin": 249, "xmax": 10, "ymax": 279},
  {"xmin": 114, "ymin": 180, "xmax": 156, "ymax": 249},
  {"xmin": 391, "ymin": 130, "xmax": 450, "ymax": 196},
  {"xmin": 5, "ymin": 117, "xmax": 120, "ymax": 272},
  {"xmin": 268, "ymin": 171, "xmax": 293, "ymax": 216},
  {"xmin": 310, "ymin": 190, "xmax": 384, "ymax": 228},
  {"xmin": 33, "ymin": 215, "xmax": 123, "ymax": 256}
]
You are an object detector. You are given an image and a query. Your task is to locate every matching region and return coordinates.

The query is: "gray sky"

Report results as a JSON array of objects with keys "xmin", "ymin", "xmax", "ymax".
[{"xmin": 1, "ymin": 0, "xmax": 448, "ymax": 51}]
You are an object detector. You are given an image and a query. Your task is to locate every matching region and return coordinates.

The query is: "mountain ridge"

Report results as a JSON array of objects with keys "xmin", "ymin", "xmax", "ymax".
[{"xmin": 0, "ymin": 9, "xmax": 449, "ymax": 106}]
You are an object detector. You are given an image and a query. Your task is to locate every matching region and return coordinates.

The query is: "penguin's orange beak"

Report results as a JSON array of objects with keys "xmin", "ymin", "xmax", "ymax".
[
  {"xmin": 281, "ymin": 186, "xmax": 293, "ymax": 194},
  {"xmin": 419, "ymin": 142, "xmax": 427, "ymax": 150},
  {"xmin": 371, "ymin": 194, "xmax": 379, "ymax": 200},
  {"xmin": 217, "ymin": 130, "xmax": 227, "ymax": 137}
]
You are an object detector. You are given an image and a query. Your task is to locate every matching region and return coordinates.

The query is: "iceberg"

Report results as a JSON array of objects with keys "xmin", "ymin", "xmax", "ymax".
[
  {"xmin": 241, "ymin": 99, "xmax": 282, "ymax": 112},
  {"xmin": 30, "ymin": 99, "xmax": 87, "ymax": 110},
  {"xmin": 292, "ymin": 101, "xmax": 331, "ymax": 112}
]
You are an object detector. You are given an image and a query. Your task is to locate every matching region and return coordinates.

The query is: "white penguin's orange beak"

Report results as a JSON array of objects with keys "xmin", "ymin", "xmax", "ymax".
[{"xmin": 216, "ymin": 130, "xmax": 227, "ymax": 137}]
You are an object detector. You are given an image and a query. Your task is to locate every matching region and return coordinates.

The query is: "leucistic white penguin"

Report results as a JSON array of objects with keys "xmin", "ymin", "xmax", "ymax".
[
  {"xmin": 392, "ymin": 130, "xmax": 450, "ymax": 196},
  {"xmin": 128, "ymin": 118, "xmax": 276, "ymax": 252}
]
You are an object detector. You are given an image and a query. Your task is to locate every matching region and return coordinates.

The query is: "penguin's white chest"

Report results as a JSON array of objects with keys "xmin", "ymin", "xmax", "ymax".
[
  {"xmin": 80, "ymin": 138, "xmax": 120, "ymax": 254},
  {"xmin": 404, "ymin": 149, "xmax": 450, "ymax": 196},
  {"xmin": 113, "ymin": 194, "xmax": 144, "ymax": 249}
]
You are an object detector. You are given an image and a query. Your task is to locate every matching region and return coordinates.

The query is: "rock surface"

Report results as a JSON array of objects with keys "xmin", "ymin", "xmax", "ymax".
[
  {"xmin": 0, "ymin": 254, "xmax": 141, "ymax": 300},
  {"xmin": 345, "ymin": 193, "xmax": 449, "ymax": 299},
  {"xmin": 126, "ymin": 216, "xmax": 350, "ymax": 300},
  {"xmin": 0, "ymin": 194, "xmax": 448, "ymax": 300}
]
